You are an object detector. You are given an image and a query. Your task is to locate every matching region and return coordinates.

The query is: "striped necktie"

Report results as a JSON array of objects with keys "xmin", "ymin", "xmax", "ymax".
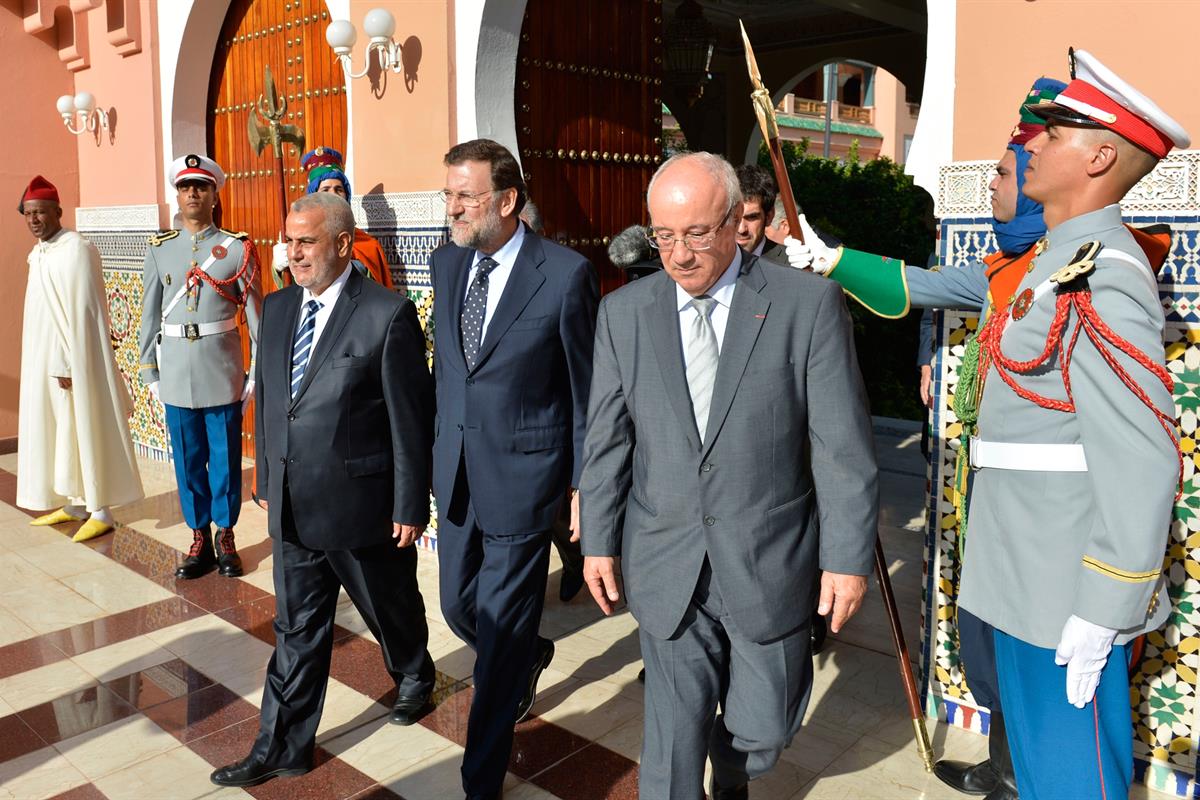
[
  {"xmin": 685, "ymin": 295, "xmax": 719, "ymax": 442},
  {"xmin": 290, "ymin": 299, "xmax": 322, "ymax": 399}
]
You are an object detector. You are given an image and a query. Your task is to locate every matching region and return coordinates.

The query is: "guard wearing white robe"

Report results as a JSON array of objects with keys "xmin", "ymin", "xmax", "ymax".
[{"xmin": 17, "ymin": 175, "xmax": 143, "ymax": 542}]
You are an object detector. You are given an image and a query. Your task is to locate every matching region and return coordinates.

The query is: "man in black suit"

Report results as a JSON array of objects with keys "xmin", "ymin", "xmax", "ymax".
[
  {"xmin": 211, "ymin": 192, "xmax": 436, "ymax": 788},
  {"xmin": 431, "ymin": 139, "xmax": 598, "ymax": 800}
]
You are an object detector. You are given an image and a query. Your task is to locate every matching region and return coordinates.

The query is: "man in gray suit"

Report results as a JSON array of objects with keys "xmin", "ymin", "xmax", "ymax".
[{"xmin": 579, "ymin": 152, "xmax": 879, "ymax": 799}]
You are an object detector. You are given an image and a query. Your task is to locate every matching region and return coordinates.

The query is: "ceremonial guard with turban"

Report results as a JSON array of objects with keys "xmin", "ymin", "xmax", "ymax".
[
  {"xmin": 270, "ymin": 147, "xmax": 394, "ymax": 290},
  {"xmin": 138, "ymin": 155, "xmax": 262, "ymax": 580},
  {"xmin": 17, "ymin": 175, "xmax": 144, "ymax": 541},
  {"xmin": 791, "ymin": 49, "xmax": 1187, "ymax": 799}
]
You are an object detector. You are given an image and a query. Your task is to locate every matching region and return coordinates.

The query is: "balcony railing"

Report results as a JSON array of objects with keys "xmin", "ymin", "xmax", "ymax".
[{"xmin": 781, "ymin": 96, "xmax": 875, "ymax": 126}]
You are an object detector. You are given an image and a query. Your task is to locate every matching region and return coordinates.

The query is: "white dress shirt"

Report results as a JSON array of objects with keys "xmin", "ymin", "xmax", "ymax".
[
  {"xmin": 297, "ymin": 263, "xmax": 353, "ymax": 353},
  {"xmin": 675, "ymin": 248, "xmax": 742, "ymax": 355},
  {"xmin": 464, "ymin": 223, "xmax": 526, "ymax": 340}
]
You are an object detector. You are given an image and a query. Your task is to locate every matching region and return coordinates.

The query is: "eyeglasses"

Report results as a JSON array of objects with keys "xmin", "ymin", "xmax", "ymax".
[
  {"xmin": 646, "ymin": 212, "xmax": 733, "ymax": 252},
  {"xmin": 437, "ymin": 189, "xmax": 495, "ymax": 208}
]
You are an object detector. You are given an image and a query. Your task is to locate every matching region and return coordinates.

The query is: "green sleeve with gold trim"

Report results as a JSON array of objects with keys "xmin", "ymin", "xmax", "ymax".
[{"xmin": 825, "ymin": 248, "xmax": 911, "ymax": 319}]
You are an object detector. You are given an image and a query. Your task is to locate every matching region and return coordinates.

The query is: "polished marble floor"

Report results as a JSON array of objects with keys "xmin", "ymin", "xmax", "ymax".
[{"xmin": 0, "ymin": 427, "xmax": 1171, "ymax": 799}]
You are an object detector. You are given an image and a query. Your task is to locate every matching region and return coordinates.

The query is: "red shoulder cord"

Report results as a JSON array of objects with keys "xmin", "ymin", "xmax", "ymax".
[
  {"xmin": 186, "ymin": 238, "xmax": 259, "ymax": 307},
  {"xmin": 977, "ymin": 286, "xmax": 1183, "ymax": 500}
]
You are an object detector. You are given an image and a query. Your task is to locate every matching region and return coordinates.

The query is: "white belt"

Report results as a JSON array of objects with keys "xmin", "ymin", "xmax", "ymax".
[
  {"xmin": 969, "ymin": 438, "xmax": 1089, "ymax": 472},
  {"xmin": 161, "ymin": 318, "xmax": 238, "ymax": 340}
]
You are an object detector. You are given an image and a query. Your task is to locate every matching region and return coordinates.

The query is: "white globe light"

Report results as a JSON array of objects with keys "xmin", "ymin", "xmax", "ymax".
[
  {"xmin": 325, "ymin": 19, "xmax": 357, "ymax": 51},
  {"xmin": 56, "ymin": 95, "xmax": 75, "ymax": 115},
  {"xmin": 362, "ymin": 8, "xmax": 395, "ymax": 41},
  {"xmin": 73, "ymin": 91, "xmax": 96, "ymax": 113}
]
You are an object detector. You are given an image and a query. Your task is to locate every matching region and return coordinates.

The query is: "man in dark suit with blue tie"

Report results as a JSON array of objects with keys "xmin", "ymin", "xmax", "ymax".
[
  {"xmin": 431, "ymin": 139, "xmax": 598, "ymax": 800},
  {"xmin": 211, "ymin": 192, "xmax": 436, "ymax": 788}
]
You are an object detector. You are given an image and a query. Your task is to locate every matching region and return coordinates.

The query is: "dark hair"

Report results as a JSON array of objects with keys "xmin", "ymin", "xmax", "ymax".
[
  {"xmin": 444, "ymin": 138, "xmax": 527, "ymax": 215},
  {"xmin": 735, "ymin": 164, "xmax": 778, "ymax": 212}
]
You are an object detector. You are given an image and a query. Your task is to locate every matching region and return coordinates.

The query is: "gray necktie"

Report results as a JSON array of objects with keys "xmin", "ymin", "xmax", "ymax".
[
  {"xmin": 685, "ymin": 295, "xmax": 719, "ymax": 441},
  {"xmin": 461, "ymin": 256, "xmax": 498, "ymax": 370}
]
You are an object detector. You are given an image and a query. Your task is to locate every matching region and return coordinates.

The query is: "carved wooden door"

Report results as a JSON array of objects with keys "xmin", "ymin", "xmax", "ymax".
[
  {"xmin": 206, "ymin": 0, "xmax": 348, "ymax": 457},
  {"xmin": 515, "ymin": 0, "xmax": 665, "ymax": 294}
]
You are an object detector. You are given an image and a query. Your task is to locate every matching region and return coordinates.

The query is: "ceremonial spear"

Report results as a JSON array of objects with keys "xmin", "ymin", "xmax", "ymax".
[
  {"xmin": 738, "ymin": 21, "xmax": 935, "ymax": 772},
  {"xmin": 248, "ymin": 65, "xmax": 305, "ymax": 289}
]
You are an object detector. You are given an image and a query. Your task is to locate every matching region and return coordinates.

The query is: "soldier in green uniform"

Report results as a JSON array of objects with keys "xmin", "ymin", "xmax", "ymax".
[{"xmin": 138, "ymin": 154, "xmax": 262, "ymax": 580}]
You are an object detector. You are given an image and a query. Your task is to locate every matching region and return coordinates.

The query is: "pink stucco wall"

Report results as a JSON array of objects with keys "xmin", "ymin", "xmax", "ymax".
[
  {"xmin": 0, "ymin": 10, "xmax": 83, "ymax": 440},
  {"xmin": 954, "ymin": 1, "xmax": 1200, "ymax": 161},
  {"xmin": 346, "ymin": 0, "xmax": 454, "ymax": 194},
  {"xmin": 72, "ymin": 1, "xmax": 164, "ymax": 212}
]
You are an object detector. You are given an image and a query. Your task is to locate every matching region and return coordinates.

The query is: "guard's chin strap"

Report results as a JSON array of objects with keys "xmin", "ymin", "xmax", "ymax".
[{"xmin": 978, "ymin": 286, "xmax": 1183, "ymax": 499}]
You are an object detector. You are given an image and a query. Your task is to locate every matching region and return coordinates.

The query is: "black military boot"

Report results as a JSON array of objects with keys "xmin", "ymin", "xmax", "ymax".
[
  {"xmin": 984, "ymin": 711, "xmax": 1018, "ymax": 800},
  {"xmin": 934, "ymin": 711, "xmax": 1017, "ymax": 796},
  {"xmin": 175, "ymin": 525, "xmax": 216, "ymax": 580},
  {"xmin": 214, "ymin": 527, "xmax": 244, "ymax": 577}
]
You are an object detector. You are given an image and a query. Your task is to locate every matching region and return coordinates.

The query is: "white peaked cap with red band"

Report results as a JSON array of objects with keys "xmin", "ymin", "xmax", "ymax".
[
  {"xmin": 1026, "ymin": 49, "xmax": 1190, "ymax": 159},
  {"xmin": 169, "ymin": 154, "xmax": 226, "ymax": 191}
]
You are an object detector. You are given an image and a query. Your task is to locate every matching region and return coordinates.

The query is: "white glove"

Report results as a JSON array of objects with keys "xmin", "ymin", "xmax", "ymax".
[
  {"xmin": 1054, "ymin": 615, "xmax": 1118, "ymax": 708},
  {"xmin": 272, "ymin": 242, "xmax": 289, "ymax": 273},
  {"xmin": 147, "ymin": 381, "xmax": 161, "ymax": 402},
  {"xmin": 241, "ymin": 378, "xmax": 256, "ymax": 413},
  {"xmin": 783, "ymin": 215, "xmax": 839, "ymax": 275}
]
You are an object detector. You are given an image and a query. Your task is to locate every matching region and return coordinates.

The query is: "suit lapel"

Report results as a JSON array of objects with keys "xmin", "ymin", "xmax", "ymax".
[
  {"xmin": 470, "ymin": 230, "xmax": 545, "ymax": 373},
  {"xmin": 290, "ymin": 267, "xmax": 362, "ymax": 407},
  {"xmin": 648, "ymin": 277, "xmax": 702, "ymax": 451},
  {"xmin": 442, "ymin": 247, "xmax": 472, "ymax": 374},
  {"xmin": 701, "ymin": 255, "xmax": 770, "ymax": 457}
]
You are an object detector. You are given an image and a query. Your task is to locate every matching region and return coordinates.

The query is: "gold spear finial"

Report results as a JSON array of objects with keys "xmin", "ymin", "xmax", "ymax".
[{"xmin": 740, "ymin": 20, "xmax": 779, "ymax": 142}]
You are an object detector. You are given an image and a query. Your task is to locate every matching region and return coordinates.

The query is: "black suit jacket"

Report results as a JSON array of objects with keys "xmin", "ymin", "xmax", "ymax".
[
  {"xmin": 255, "ymin": 267, "xmax": 433, "ymax": 549},
  {"xmin": 430, "ymin": 226, "xmax": 598, "ymax": 535}
]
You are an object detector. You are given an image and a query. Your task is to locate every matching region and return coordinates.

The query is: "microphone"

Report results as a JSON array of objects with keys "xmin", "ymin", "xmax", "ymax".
[{"xmin": 608, "ymin": 224, "xmax": 653, "ymax": 268}]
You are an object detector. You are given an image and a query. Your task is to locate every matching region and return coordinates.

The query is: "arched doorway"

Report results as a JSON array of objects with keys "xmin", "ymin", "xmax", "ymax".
[
  {"xmin": 514, "ymin": 0, "xmax": 664, "ymax": 294},
  {"xmin": 205, "ymin": 0, "xmax": 348, "ymax": 457}
]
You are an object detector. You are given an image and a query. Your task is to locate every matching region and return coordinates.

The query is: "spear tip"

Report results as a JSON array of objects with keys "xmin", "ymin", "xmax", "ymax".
[{"xmin": 739, "ymin": 19, "xmax": 761, "ymax": 84}]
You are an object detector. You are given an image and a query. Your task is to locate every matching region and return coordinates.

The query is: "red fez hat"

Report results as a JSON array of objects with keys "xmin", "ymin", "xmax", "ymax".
[{"xmin": 18, "ymin": 175, "xmax": 59, "ymax": 213}]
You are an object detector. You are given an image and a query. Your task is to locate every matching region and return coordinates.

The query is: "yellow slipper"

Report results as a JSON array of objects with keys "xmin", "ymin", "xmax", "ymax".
[
  {"xmin": 31, "ymin": 508, "xmax": 78, "ymax": 526},
  {"xmin": 72, "ymin": 518, "xmax": 114, "ymax": 542}
]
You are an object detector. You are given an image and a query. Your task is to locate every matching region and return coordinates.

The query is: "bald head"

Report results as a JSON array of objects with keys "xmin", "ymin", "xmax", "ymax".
[{"xmin": 646, "ymin": 152, "xmax": 743, "ymax": 296}]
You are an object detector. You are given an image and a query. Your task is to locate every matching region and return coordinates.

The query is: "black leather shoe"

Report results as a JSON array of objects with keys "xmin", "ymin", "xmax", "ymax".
[
  {"xmin": 559, "ymin": 563, "xmax": 585, "ymax": 602},
  {"xmin": 709, "ymin": 774, "xmax": 749, "ymax": 800},
  {"xmin": 210, "ymin": 755, "xmax": 309, "ymax": 787},
  {"xmin": 390, "ymin": 693, "xmax": 435, "ymax": 726},
  {"xmin": 934, "ymin": 759, "xmax": 998, "ymax": 795},
  {"xmin": 637, "ymin": 668, "xmax": 646, "ymax": 684},
  {"xmin": 175, "ymin": 526, "xmax": 215, "ymax": 580},
  {"xmin": 515, "ymin": 637, "xmax": 554, "ymax": 724},
  {"xmin": 214, "ymin": 527, "xmax": 244, "ymax": 577}
]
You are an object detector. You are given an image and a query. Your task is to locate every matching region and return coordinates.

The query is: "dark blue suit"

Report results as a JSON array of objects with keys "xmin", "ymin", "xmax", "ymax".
[{"xmin": 431, "ymin": 225, "xmax": 597, "ymax": 798}]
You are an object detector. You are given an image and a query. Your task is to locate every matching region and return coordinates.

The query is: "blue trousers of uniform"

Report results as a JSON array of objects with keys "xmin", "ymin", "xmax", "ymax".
[
  {"xmin": 993, "ymin": 628, "xmax": 1131, "ymax": 800},
  {"xmin": 164, "ymin": 402, "xmax": 242, "ymax": 530}
]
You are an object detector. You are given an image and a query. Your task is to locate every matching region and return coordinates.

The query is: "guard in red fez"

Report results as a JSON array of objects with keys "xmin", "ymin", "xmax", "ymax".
[{"xmin": 18, "ymin": 175, "xmax": 144, "ymax": 539}]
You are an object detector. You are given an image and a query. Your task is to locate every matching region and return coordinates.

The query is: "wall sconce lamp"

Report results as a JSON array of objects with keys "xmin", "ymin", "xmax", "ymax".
[
  {"xmin": 56, "ymin": 92, "xmax": 110, "ymax": 135},
  {"xmin": 325, "ymin": 9, "xmax": 406, "ymax": 79}
]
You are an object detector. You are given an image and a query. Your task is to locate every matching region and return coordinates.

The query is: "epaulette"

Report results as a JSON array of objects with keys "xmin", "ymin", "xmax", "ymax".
[
  {"xmin": 219, "ymin": 228, "xmax": 250, "ymax": 240},
  {"xmin": 147, "ymin": 230, "xmax": 180, "ymax": 247},
  {"xmin": 1051, "ymin": 240, "xmax": 1101, "ymax": 286}
]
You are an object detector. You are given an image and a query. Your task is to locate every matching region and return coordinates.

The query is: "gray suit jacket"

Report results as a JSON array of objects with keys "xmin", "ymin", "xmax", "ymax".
[
  {"xmin": 138, "ymin": 225, "xmax": 262, "ymax": 408},
  {"xmin": 958, "ymin": 205, "xmax": 1175, "ymax": 648},
  {"xmin": 579, "ymin": 252, "xmax": 879, "ymax": 642}
]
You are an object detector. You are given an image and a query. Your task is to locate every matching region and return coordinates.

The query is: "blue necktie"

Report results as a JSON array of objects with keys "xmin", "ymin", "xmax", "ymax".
[
  {"xmin": 461, "ymin": 256, "xmax": 499, "ymax": 370},
  {"xmin": 291, "ymin": 299, "xmax": 322, "ymax": 399}
]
